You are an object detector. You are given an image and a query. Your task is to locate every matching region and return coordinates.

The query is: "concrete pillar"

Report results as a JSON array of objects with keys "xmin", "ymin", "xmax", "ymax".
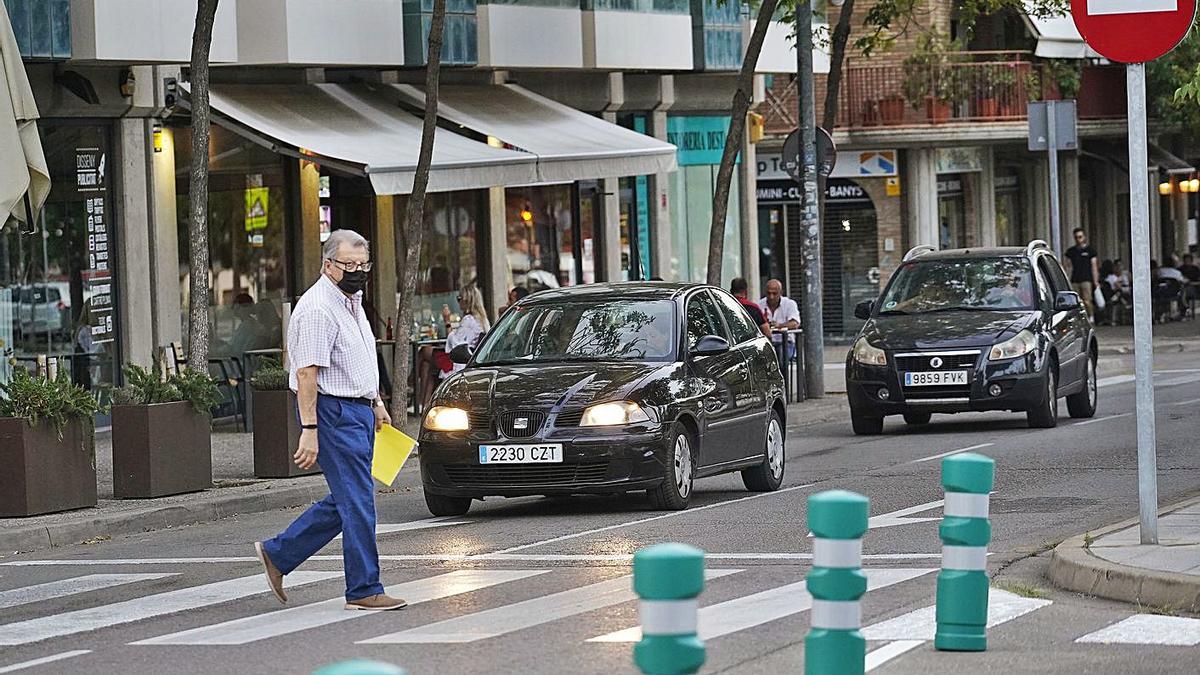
[
  {"xmin": 650, "ymin": 76, "xmax": 675, "ymax": 280},
  {"xmin": 979, "ymin": 147, "xmax": 997, "ymax": 248},
  {"xmin": 905, "ymin": 148, "xmax": 939, "ymax": 248},
  {"xmin": 482, "ymin": 187, "xmax": 510, "ymax": 320},
  {"xmin": 1061, "ymin": 151, "xmax": 1081, "ymax": 238},
  {"xmin": 297, "ymin": 160, "xmax": 323, "ymax": 286},
  {"xmin": 374, "ymin": 195, "xmax": 398, "ymax": 322},
  {"xmin": 115, "ymin": 118, "xmax": 154, "ymax": 368},
  {"xmin": 149, "ymin": 124, "xmax": 183, "ymax": 349},
  {"xmin": 1031, "ymin": 157, "xmax": 1050, "ymax": 242},
  {"xmin": 598, "ymin": 73, "xmax": 626, "ymax": 282},
  {"xmin": 1148, "ymin": 168, "xmax": 1163, "ymax": 260},
  {"xmin": 739, "ymin": 120, "xmax": 759, "ymax": 296}
]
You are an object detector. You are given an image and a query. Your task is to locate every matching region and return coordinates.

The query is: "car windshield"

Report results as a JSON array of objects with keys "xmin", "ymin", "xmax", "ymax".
[
  {"xmin": 474, "ymin": 299, "xmax": 677, "ymax": 364},
  {"xmin": 878, "ymin": 257, "xmax": 1037, "ymax": 313}
]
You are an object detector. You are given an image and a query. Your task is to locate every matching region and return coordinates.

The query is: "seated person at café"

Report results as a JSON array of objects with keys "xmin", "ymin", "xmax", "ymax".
[
  {"xmin": 417, "ymin": 285, "xmax": 490, "ymax": 408},
  {"xmin": 758, "ymin": 279, "xmax": 801, "ymax": 357}
]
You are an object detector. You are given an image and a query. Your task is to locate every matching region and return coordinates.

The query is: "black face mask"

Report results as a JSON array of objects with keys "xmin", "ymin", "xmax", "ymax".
[{"xmin": 335, "ymin": 270, "xmax": 368, "ymax": 295}]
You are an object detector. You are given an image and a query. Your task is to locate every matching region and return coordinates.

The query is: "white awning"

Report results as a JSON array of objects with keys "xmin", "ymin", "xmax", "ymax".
[
  {"xmin": 1021, "ymin": 3, "xmax": 1100, "ymax": 59},
  {"xmin": 392, "ymin": 84, "xmax": 678, "ymax": 183},
  {"xmin": 201, "ymin": 83, "xmax": 539, "ymax": 195}
]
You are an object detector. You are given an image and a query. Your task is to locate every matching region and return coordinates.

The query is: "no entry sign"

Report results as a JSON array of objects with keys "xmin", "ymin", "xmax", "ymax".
[{"xmin": 1070, "ymin": 0, "xmax": 1197, "ymax": 63}]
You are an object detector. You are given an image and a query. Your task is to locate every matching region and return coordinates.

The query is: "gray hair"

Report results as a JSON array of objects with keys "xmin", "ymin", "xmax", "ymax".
[{"xmin": 322, "ymin": 229, "xmax": 369, "ymax": 260}]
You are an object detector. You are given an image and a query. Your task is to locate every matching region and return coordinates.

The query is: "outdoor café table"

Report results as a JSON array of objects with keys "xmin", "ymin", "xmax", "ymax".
[{"xmin": 771, "ymin": 328, "xmax": 806, "ymax": 403}]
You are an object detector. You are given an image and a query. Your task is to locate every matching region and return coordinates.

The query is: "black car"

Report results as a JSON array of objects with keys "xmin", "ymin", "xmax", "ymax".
[
  {"xmin": 418, "ymin": 283, "xmax": 787, "ymax": 516},
  {"xmin": 845, "ymin": 241, "xmax": 1098, "ymax": 434}
]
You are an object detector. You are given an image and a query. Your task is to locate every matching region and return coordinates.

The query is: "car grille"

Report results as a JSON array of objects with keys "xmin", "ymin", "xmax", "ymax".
[
  {"xmin": 894, "ymin": 352, "xmax": 980, "ymax": 372},
  {"xmin": 554, "ymin": 409, "xmax": 585, "ymax": 427},
  {"xmin": 498, "ymin": 410, "xmax": 547, "ymax": 438},
  {"xmin": 896, "ymin": 351, "xmax": 979, "ymax": 400},
  {"xmin": 903, "ymin": 385, "xmax": 973, "ymax": 400},
  {"xmin": 467, "ymin": 411, "xmax": 492, "ymax": 431},
  {"xmin": 443, "ymin": 462, "xmax": 610, "ymax": 486}
]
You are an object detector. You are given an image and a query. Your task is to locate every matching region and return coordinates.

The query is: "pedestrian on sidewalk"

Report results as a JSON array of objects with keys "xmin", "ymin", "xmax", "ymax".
[
  {"xmin": 254, "ymin": 229, "xmax": 406, "ymax": 612},
  {"xmin": 730, "ymin": 277, "xmax": 770, "ymax": 339},
  {"xmin": 1064, "ymin": 228, "xmax": 1101, "ymax": 318}
]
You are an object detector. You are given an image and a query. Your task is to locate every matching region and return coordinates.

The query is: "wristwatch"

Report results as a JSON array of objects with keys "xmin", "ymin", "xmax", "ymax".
[{"xmin": 301, "ymin": 424, "xmax": 318, "ymax": 430}]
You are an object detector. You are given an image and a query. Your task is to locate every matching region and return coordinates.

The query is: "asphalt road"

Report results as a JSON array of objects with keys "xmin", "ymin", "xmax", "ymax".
[{"xmin": 1, "ymin": 351, "xmax": 1198, "ymax": 674}]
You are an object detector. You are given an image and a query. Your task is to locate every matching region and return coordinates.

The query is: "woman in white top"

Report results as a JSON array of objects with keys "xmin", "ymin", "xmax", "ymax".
[{"xmin": 419, "ymin": 285, "xmax": 490, "ymax": 408}]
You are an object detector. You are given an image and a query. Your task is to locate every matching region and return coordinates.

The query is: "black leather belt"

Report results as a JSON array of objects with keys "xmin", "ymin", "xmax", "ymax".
[{"xmin": 325, "ymin": 395, "xmax": 374, "ymax": 407}]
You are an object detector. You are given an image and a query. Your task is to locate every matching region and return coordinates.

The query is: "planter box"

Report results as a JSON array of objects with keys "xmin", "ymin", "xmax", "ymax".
[
  {"xmin": 879, "ymin": 97, "xmax": 906, "ymax": 124},
  {"xmin": 925, "ymin": 97, "xmax": 951, "ymax": 123},
  {"xmin": 0, "ymin": 418, "xmax": 97, "ymax": 517},
  {"xmin": 111, "ymin": 401, "xmax": 212, "ymax": 499},
  {"xmin": 976, "ymin": 97, "xmax": 999, "ymax": 120},
  {"xmin": 252, "ymin": 389, "xmax": 320, "ymax": 478}
]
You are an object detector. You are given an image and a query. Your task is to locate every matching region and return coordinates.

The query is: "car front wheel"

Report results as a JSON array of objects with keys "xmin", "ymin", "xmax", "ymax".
[
  {"xmin": 649, "ymin": 422, "xmax": 694, "ymax": 511},
  {"xmin": 1027, "ymin": 364, "xmax": 1059, "ymax": 429},
  {"xmin": 743, "ymin": 410, "xmax": 785, "ymax": 492},
  {"xmin": 1066, "ymin": 354, "xmax": 1098, "ymax": 419}
]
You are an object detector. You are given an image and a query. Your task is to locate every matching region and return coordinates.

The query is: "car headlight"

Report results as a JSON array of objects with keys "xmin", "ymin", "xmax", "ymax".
[
  {"xmin": 852, "ymin": 338, "xmax": 887, "ymax": 366},
  {"xmin": 580, "ymin": 401, "xmax": 649, "ymax": 427},
  {"xmin": 989, "ymin": 330, "xmax": 1038, "ymax": 361},
  {"xmin": 424, "ymin": 406, "xmax": 469, "ymax": 432}
]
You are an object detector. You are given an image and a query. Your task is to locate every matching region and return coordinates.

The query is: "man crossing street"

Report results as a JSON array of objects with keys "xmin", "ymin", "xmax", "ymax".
[{"xmin": 254, "ymin": 229, "xmax": 406, "ymax": 611}]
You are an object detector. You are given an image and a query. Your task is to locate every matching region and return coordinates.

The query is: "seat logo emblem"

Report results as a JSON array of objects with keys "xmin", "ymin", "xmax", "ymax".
[
  {"xmin": 930, "ymin": 357, "xmax": 944, "ymax": 368},
  {"xmin": 513, "ymin": 417, "xmax": 529, "ymax": 430}
]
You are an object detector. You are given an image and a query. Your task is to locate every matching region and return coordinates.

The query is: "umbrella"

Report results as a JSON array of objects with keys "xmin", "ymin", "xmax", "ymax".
[{"xmin": 0, "ymin": 0, "xmax": 50, "ymax": 232}]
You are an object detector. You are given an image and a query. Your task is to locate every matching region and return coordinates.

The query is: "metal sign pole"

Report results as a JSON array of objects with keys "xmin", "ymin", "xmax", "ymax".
[
  {"xmin": 1046, "ymin": 100, "xmax": 1062, "ymax": 257},
  {"xmin": 1126, "ymin": 62, "xmax": 1159, "ymax": 544}
]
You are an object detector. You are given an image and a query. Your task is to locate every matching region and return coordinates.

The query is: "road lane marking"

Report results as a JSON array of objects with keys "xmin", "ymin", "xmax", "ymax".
[
  {"xmin": 334, "ymin": 516, "xmax": 470, "ymax": 540},
  {"xmin": 0, "ymin": 650, "xmax": 91, "ymax": 673},
  {"xmin": 489, "ymin": 483, "xmax": 816, "ymax": 555},
  {"xmin": 1072, "ymin": 413, "xmax": 1133, "ymax": 427},
  {"xmin": 864, "ymin": 640, "xmax": 923, "ymax": 672},
  {"xmin": 588, "ymin": 567, "xmax": 934, "ymax": 643},
  {"xmin": 867, "ymin": 500, "xmax": 943, "ymax": 529},
  {"xmin": 1098, "ymin": 375, "xmax": 1136, "ymax": 388},
  {"xmin": 1172, "ymin": 398, "xmax": 1200, "ymax": 407},
  {"xmin": 1076, "ymin": 614, "xmax": 1200, "ymax": 645},
  {"xmin": 909, "ymin": 443, "xmax": 994, "ymax": 465},
  {"xmin": 0, "ymin": 574, "xmax": 177, "ymax": 610},
  {"xmin": 359, "ymin": 569, "xmax": 739, "ymax": 645},
  {"xmin": 1, "ymin": 553, "xmax": 945, "ymax": 566},
  {"xmin": 0, "ymin": 571, "xmax": 340, "ymax": 646},
  {"xmin": 132, "ymin": 569, "xmax": 546, "ymax": 645}
]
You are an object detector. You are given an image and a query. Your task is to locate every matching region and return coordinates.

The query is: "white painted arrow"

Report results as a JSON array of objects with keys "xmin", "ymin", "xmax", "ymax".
[{"xmin": 867, "ymin": 500, "xmax": 944, "ymax": 530}]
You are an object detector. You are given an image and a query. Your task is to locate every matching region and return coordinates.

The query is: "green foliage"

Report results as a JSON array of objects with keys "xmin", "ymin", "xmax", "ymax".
[
  {"xmin": 111, "ymin": 363, "xmax": 222, "ymax": 414},
  {"xmin": 249, "ymin": 358, "xmax": 289, "ymax": 391},
  {"xmin": 855, "ymin": 0, "xmax": 1067, "ymax": 58},
  {"xmin": 1150, "ymin": 21, "xmax": 1200, "ymax": 136},
  {"xmin": 901, "ymin": 29, "xmax": 967, "ymax": 106},
  {"xmin": 0, "ymin": 368, "xmax": 102, "ymax": 437}
]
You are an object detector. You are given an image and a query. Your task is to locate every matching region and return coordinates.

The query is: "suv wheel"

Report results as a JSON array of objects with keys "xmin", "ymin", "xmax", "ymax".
[
  {"xmin": 903, "ymin": 411, "xmax": 932, "ymax": 426},
  {"xmin": 649, "ymin": 422, "xmax": 693, "ymax": 510},
  {"xmin": 1027, "ymin": 364, "xmax": 1059, "ymax": 428},
  {"xmin": 743, "ymin": 410, "xmax": 785, "ymax": 492},
  {"xmin": 1066, "ymin": 354, "xmax": 1098, "ymax": 419},
  {"xmin": 424, "ymin": 491, "xmax": 472, "ymax": 517},
  {"xmin": 851, "ymin": 407, "xmax": 884, "ymax": 435}
]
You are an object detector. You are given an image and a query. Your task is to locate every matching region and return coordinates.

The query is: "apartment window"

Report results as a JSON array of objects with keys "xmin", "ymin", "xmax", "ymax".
[
  {"xmin": 404, "ymin": 0, "xmax": 478, "ymax": 66},
  {"xmin": 692, "ymin": 0, "xmax": 742, "ymax": 71},
  {"xmin": 4, "ymin": 0, "xmax": 71, "ymax": 59},
  {"xmin": 485, "ymin": 0, "xmax": 580, "ymax": 6},
  {"xmin": 587, "ymin": 0, "xmax": 690, "ymax": 13}
]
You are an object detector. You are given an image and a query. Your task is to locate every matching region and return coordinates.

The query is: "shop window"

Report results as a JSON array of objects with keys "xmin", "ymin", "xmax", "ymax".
[
  {"xmin": 587, "ymin": 0, "xmax": 690, "ymax": 13},
  {"xmin": 403, "ymin": 191, "xmax": 484, "ymax": 333},
  {"xmin": 1, "ymin": 123, "xmax": 116, "ymax": 392},
  {"xmin": 174, "ymin": 125, "xmax": 292, "ymax": 361},
  {"xmin": 4, "ymin": 0, "xmax": 71, "ymax": 60},
  {"xmin": 504, "ymin": 184, "xmax": 594, "ymax": 291},
  {"xmin": 937, "ymin": 176, "xmax": 968, "ymax": 250},
  {"xmin": 403, "ymin": 0, "xmax": 478, "ymax": 67},
  {"xmin": 670, "ymin": 165, "xmax": 741, "ymax": 286}
]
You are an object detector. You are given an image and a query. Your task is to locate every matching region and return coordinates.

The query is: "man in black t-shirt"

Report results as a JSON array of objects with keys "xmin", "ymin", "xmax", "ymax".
[{"xmin": 1064, "ymin": 228, "xmax": 1100, "ymax": 316}]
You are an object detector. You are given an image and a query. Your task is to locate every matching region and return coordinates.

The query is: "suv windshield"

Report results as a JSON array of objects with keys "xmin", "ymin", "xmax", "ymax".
[
  {"xmin": 878, "ymin": 257, "xmax": 1037, "ymax": 313},
  {"xmin": 474, "ymin": 299, "xmax": 676, "ymax": 365}
]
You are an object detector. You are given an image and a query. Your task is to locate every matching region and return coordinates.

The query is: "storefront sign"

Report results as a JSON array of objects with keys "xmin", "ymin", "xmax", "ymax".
[
  {"xmin": 667, "ymin": 116, "xmax": 738, "ymax": 166},
  {"xmin": 996, "ymin": 174, "xmax": 1020, "ymax": 189},
  {"xmin": 757, "ymin": 179, "xmax": 870, "ymax": 203},
  {"xmin": 245, "ymin": 187, "xmax": 269, "ymax": 232},
  {"xmin": 758, "ymin": 149, "xmax": 897, "ymax": 180},
  {"xmin": 935, "ymin": 147, "xmax": 983, "ymax": 174},
  {"xmin": 76, "ymin": 148, "xmax": 106, "ymax": 192},
  {"xmin": 937, "ymin": 178, "xmax": 964, "ymax": 194},
  {"xmin": 85, "ymin": 196, "xmax": 114, "ymax": 345}
]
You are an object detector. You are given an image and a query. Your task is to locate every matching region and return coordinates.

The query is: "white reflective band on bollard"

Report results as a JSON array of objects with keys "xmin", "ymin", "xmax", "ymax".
[
  {"xmin": 941, "ymin": 545, "xmax": 988, "ymax": 571},
  {"xmin": 943, "ymin": 492, "xmax": 990, "ymax": 519},
  {"xmin": 812, "ymin": 538, "xmax": 863, "ymax": 568},
  {"xmin": 810, "ymin": 599, "xmax": 861, "ymax": 630},
  {"xmin": 639, "ymin": 599, "xmax": 699, "ymax": 636}
]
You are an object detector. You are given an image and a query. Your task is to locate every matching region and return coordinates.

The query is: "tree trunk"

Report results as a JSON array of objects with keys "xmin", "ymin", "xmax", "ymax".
[
  {"xmin": 389, "ymin": 0, "xmax": 447, "ymax": 429},
  {"xmin": 822, "ymin": 0, "xmax": 857, "ymax": 131},
  {"xmin": 186, "ymin": 0, "xmax": 220, "ymax": 373},
  {"xmin": 706, "ymin": 0, "xmax": 781, "ymax": 286}
]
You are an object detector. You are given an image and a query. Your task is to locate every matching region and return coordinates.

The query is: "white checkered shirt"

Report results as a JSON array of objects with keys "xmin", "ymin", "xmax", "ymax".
[{"xmin": 288, "ymin": 274, "xmax": 380, "ymax": 399}]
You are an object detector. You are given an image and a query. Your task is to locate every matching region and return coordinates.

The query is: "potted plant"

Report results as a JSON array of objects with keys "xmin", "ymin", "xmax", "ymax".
[
  {"xmin": 878, "ymin": 95, "xmax": 907, "ymax": 124},
  {"xmin": 978, "ymin": 64, "xmax": 1017, "ymax": 120},
  {"xmin": 0, "ymin": 368, "xmax": 101, "ymax": 517},
  {"xmin": 110, "ymin": 363, "xmax": 220, "ymax": 498},
  {"xmin": 901, "ymin": 30, "xmax": 963, "ymax": 123},
  {"xmin": 250, "ymin": 359, "xmax": 319, "ymax": 478}
]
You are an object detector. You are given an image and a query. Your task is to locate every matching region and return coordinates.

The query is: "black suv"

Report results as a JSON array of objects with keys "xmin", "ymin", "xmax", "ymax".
[{"xmin": 845, "ymin": 241, "xmax": 1098, "ymax": 434}]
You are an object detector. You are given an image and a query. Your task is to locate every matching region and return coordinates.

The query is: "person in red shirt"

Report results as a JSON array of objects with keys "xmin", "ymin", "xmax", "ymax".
[{"xmin": 730, "ymin": 278, "xmax": 771, "ymax": 339}]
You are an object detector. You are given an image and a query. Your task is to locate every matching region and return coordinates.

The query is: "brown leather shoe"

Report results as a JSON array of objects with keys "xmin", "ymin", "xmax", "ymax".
[
  {"xmin": 344, "ymin": 594, "xmax": 407, "ymax": 611},
  {"xmin": 254, "ymin": 542, "xmax": 287, "ymax": 605}
]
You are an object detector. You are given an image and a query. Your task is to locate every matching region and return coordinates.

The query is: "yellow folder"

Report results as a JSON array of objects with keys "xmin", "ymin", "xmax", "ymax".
[{"xmin": 372, "ymin": 425, "xmax": 417, "ymax": 486}]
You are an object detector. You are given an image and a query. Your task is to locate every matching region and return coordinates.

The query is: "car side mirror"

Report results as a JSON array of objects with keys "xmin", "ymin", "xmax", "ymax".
[
  {"xmin": 854, "ymin": 300, "xmax": 873, "ymax": 321},
  {"xmin": 692, "ymin": 335, "xmax": 730, "ymax": 357},
  {"xmin": 448, "ymin": 344, "xmax": 473, "ymax": 364},
  {"xmin": 1054, "ymin": 291, "xmax": 1082, "ymax": 312}
]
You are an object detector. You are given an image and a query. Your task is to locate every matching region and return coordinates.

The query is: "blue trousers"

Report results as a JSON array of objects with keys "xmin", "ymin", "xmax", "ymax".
[{"xmin": 262, "ymin": 396, "xmax": 383, "ymax": 601}]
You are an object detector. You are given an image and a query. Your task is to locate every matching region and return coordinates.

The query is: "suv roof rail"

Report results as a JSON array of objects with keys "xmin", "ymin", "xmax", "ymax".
[
  {"xmin": 1025, "ymin": 240, "xmax": 1050, "ymax": 256},
  {"xmin": 903, "ymin": 244, "xmax": 937, "ymax": 262}
]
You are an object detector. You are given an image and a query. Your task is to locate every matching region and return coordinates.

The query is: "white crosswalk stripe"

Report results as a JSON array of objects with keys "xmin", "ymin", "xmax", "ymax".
[
  {"xmin": 333, "ymin": 516, "xmax": 471, "ymax": 540},
  {"xmin": 359, "ymin": 569, "xmax": 741, "ymax": 645},
  {"xmin": 0, "ymin": 574, "xmax": 176, "ymax": 610},
  {"xmin": 133, "ymin": 569, "xmax": 546, "ymax": 646},
  {"xmin": 0, "ymin": 571, "xmax": 340, "ymax": 646},
  {"xmin": 588, "ymin": 567, "xmax": 935, "ymax": 643},
  {"xmin": 1075, "ymin": 614, "xmax": 1200, "ymax": 646}
]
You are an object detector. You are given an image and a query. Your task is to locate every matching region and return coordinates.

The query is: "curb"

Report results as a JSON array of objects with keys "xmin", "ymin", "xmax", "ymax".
[
  {"xmin": 1098, "ymin": 341, "xmax": 1197, "ymax": 356},
  {"xmin": 1047, "ymin": 496, "xmax": 1200, "ymax": 613},
  {"xmin": 0, "ymin": 480, "xmax": 329, "ymax": 557}
]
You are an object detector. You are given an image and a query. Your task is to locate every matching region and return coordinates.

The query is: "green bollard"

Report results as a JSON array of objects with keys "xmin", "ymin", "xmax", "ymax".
[
  {"xmin": 311, "ymin": 660, "xmax": 406, "ymax": 675},
  {"xmin": 633, "ymin": 543, "xmax": 706, "ymax": 675},
  {"xmin": 935, "ymin": 452, "xmax": 995, "ymax": 652},
  {"xmin": 805, "ymin": 490, "xmax": 869, "ymax": 675}
]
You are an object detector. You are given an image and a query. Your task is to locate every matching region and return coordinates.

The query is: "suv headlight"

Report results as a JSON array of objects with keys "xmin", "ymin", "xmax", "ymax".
[
  {"xmin": 424, "ymin": 406, "xmax": 469, "ymax": 432},
  {"xmin": 580, "ymin": 401, "xmax": 649, "ymax": 427},
  {"xmin": 989, "ymin": 330, "xmax": 1038, "ymax": 361},
  {"xmin": 852, "ymin": 338, "xmax": 887, "ymax": 366}
]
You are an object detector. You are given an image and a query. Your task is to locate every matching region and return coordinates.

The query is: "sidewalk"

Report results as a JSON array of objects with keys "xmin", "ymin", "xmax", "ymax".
[
  {"xmin": 1094, "ymin": 321, "xmax": 1200, "ymax": 355},
  {"xmin": 1048, "ymin": 495, "xmax": 1200, "ymax": 613},
  {"xmin": 0, "ymin": 396, "xmax": 845, "ymax": 557}
]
